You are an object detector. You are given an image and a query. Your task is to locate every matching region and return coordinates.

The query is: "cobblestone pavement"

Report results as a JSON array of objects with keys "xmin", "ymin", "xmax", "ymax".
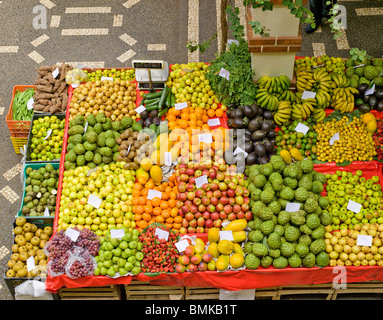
[{"xmin": 0, "ymin": 0, "xmax": 381, "ymax": 300}]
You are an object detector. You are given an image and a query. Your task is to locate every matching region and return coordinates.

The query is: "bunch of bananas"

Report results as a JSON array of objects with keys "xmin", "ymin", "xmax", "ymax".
[
  {"xmin": 311, "ymin": 108, "xmax": 326, "ymax": 123},
  {"xmin": 314, "ymin": 89, "xmax": 331, "ymax": 109},
  {"xmin": 273, "ymin": 100, "xmax": 292, "ymax": 125},
  {"xmin": 330, "ymin": 73, "xmax": 359, "ymax": 113},
  {"xmin": 291, "ymin": 98, "xmax": 317, "ymax": 120},
  {"xmin": 277, "ymin": 89, "xmax": 297, "ymax": 103},
  {"xmin": 256, "ymin": 74, "xmax": 293, "ymax": 111},
  {"xmin": 255, "ymin": 89, "xmax": 279, "ymax": 111},
  {"xmin": 257, "ymin": 74, "xmax": 291, "ymax": 93},
  {"xmin": 330, "ymin": 86, "xmax": 359, "ymax": 113},
  {"xmin": 296, "ymin": 67, "xmax": 335, "ymax": 93}
]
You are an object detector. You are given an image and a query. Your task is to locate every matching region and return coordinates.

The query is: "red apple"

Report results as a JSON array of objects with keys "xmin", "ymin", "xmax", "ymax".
[
  {"xmin": 195, "ymin": 189, "xmax": 205, "ymax": 198},
  {"xmin": 219, "ymin": 212, "xmax": 228, "ymax": 220},
  {"xmin": 187, "ymin": 192, "xmax": 195, "ymax": 201},
  {"xmin": 187, "ymin": 263, "xmax": 198, "ymax": 272},
  {"xmin": 182, "ymin": 218, "xmax": 189, "ymax": 228},
  {"xmin": 243, "ymin": 188, "xmax": 250, "ymax": 197},
  {"xmin": 210, "ymin": 212, "xmax": 219, "ymax": 221},
  {"xmin": 201, "ymin": 197, "xmax": 210, "ymax": 206},
  {"xmin": 180, "ymin": 206, "xmax": 189, "ymax": 215},
  {"xmin": 189, "ymin": 204, "xmax": 198, "ymax": 214},
  {"xmin": 235, "ymin": 196, "xmax": 244, "ymax": 205},
  {"xmin": 213, "ymin": 190, "xmax": 222, "ymax": 199},
  {"xmin": 194, "ymin": 211, "xmax": 202, "ymax": 219},
  {"xmin": 189, "ymin": 219, "xmax": 197, "ymax": 228},
  {"xmin": 218, "ymin": 164, "xmax": 227, "ymax": 172},
  {"xmin": 243, "ymin": 196, "xmax": 250, "ymax": 204},
  {"xmin": 191, "ymin": 254, "xmax": 202, "ymax": 265},
  {"xmin": 205, "ymin": 219, "xmax": 214, "ymax": 229},
  {"xmin": 202, "ymin": 183, "xmax": 211, "ymax": 192},
  {"xmin": 207, "ymin": 204, "xmax": 216, "ymax": 213},
  {"xmin": 198, "ymin": 261, "xmax": 208, "ymax": 271},
  {"xmin": 217, "ymin": 172, "xmax": 225, "ymax": 181},
  {"xmin": 241, "ymin": 203, "xmax": 249, "ymax": 212},
  {"xmin": 179, "ymin": 227, "xmax": 188, "ymax": 234},
  {"xmin": 220, "ymin": 196, "xmax": 228, "ymax": 205},
  {"xmin": 180, "ymin": 173, "xmax": 189, "ymax": 182},
  {"xmin": 236, "ymin": 211, "xmax": 245, "ymax": 219},
  {"xmin": 185, "ymin": 200, "xmax": 192, "ymax": 207},
  {"xmin": 232, "ymin": 204, "xmax": 241, "ymax": 213},
  {"xmin": 228, "ymin": 181, "xmax": 237, "ymax": 190},
  {"xmin": 186, "ymin": 168, "xmax": 195, "ymax": 176},
  {"xmin": 179, "ymin": 254, "xmax": 191, "ymax": 265},
  {"xmin": 176, "ymin": 263, "xmax": 186, "ymax": 273},
  {"xmin": 224, "ymin": 175, "xmax": 231, "ymax": 184},
  {"xmin": 193, "ymin": 197, "xmax": 202, "ymax": 206},
  {"xmin": 206, "ymin": 190, "xmax": 213, "ymax": 198},
  {"xmin": 194, "ymin": 170, "xmax": 202, "ymax": 178},
  {"xmin": 221, "ymin": 191, "xmax": 227, "ymax": 197},
  {"xmin": 185, "ymin": 212, "xmax": 194, "ymax": 222},
  {"xmin": 216, "ymin": 203, "xmax": 224, "ymax": 213},
  {"xmin": 187, "ymin": 226, "xmax": 196, "ymax": 233},
  {"xmin": 202, "ymin": 211, "xmax": 210, "ymax": 220},
  {"xmin": 227, "ymin": 189, "xmax": 235, "ymax": 198},
  {"xmin": 213, "ymin": 219, "xmax": 222, "ymax": 228},
  {"xmin": 197, "ymin": 217, "xmax": 205, "ymax": 227},
  {"xmin": 187, "ymin": 183, "xmax": 195, "ymax": 192},
  {"xmin": 223, "ymin": 204, "xmax": 232, "ymax": 214},
  {"xmin": 202, "ymin": 252, "xmax": 212, "ymax": 263},
  {"xmin": 189, "ymin": 176, "xmax": 196, "ymax": 184},
  {"xmin": 235, "ymin": 186, "xmax": 244, "ymax": 196},
  {"xmin": 210, "ymin": 197, "xmax": 219, "ymax": 206},
  {"xmin": 211, "ymin": 182, "xmax": 219, "ymax": 191},
  {"xmin": 202, "ymin": 169, "xmax": 209, "ymax": 176},
  {"xmin": 245, "ymin": 211, "xmax": 253, "ymax": 221},
  {"xmin": 228, "ymin": 212, "xmax": 237, "ymax": 221},
  {"xmin": 198, "ymin": 204, "xmax": 206, "ymax": 213},
  {"xmin": 178, "ymin": 183, "xmax": 187, "ymax": 193},
  {"xmin": 196, "ymin": 226, "xmax": 205, "ymax": 233}
]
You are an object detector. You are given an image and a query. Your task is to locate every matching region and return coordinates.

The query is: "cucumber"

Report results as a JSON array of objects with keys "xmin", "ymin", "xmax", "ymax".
[
  {"xmin": 143, "ymin": 90, "xmax": 163, "ymax": 100},
  {"xmin": 158, "ymin": 107, "xmax": 169, "ymax": 117},
  {"xmin": 157, "ymin": 87, "xmax": 169, "ymax": 110}
]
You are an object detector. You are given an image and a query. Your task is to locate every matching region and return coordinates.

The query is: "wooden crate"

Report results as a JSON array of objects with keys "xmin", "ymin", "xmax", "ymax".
[
  {"xmin": 254, "ymin": 287, "xmax": 279, "ymax": 300},
  {"xmin": 185, "ymin": 287, "xmax": 220, "ymax": 300},
  {"xmin": 59, "ymin": 285, "xmax": 122, "ymax": 300},
  {"xmin": 273, "ymin": 284, "xmax": 335, "ymax": 300},
  {"xmin": 331, "ymin": 281, "xmax": 383, "ymax": 300},
  {"xmin": 124, "ymin": 281, "xmax": 185, "ymax": 300}
]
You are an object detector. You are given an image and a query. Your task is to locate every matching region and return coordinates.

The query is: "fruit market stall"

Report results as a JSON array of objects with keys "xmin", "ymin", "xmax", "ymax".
[{"xmin": 4, "ymin": 42, "xmax": 383, "ymax": 300}]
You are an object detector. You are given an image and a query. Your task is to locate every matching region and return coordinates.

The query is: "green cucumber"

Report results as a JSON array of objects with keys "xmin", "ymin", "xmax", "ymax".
[
  {"xmin": 157, "ymin": 87, "xmax": 169, "ymax": 110},
  {"xmin": 143, "ymin": 90, "xmax": 163, "ymax": 100}
]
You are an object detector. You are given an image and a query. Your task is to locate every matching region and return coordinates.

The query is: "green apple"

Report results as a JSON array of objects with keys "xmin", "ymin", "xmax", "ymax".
[
  {"xmin": 103, "ymin": 250, "xmax": 113, "ymax": 260},
  {"xmin": 124, "ymin": 262, "xmax": 133, "ymax": 272},
  {"xmin": 103, "ymin": 260, "xmax": 112, "ymax": 269},
  {"xmin": 112, "ymin": 248, "xmax": 122, "ymax": 257},
  {"xmin": 127, "ymin": 256, "xmax": 136, "ymax": 264},
  {"xmin": 119, "ymin": 241, "xmax": 128, "ymax": 250},
  {"xmin": 117, "ymin": 258, "xmax": 126, "ymax": 267},
  {"xmin": 129, "ymin": 241, "xmax": 137, "ymax": 249},
  {"xmin": 94, "ymin": 267, "xmax": 100, "ymax": 276},
  {"xmin": 107, "ymin": 266, "xmax": 115, "ymax": 277},
  {"xmin": 119, "ymin": 268, "xmax": 128, "ymax": 276},
  {"xmin": 135, "ymin": 252, "xmax": 144, "ymax": 261},
  {"xmin": 100, "ymin": 267, "xmax": 107, "ymax": 275},
  {"xmin": 110, "ymin": 238, "xmax": 120, "ymax": 247},
  {"xmin": 131, "ymin": 267, "xmax": 140, "ymax": 275}
]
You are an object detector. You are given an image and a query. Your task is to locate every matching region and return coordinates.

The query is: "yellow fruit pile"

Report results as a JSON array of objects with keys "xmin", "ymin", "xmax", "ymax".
[{"xmin": 313, "ymin": 115, "xmax": 377, "ymax": 163}]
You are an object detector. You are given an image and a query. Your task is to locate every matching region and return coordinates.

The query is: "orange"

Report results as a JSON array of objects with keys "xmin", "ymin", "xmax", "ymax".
[
  {"xmin": 132, "ymin": 189, "xmax": 141, "ymax": 197},
  {"xmin": 136, "ymin": 220, "xmax": 148, "ymax": 229},
  {"xmin": 181, "ymin": 113, "xmax": 190, "ymax": 121},
  {"xmin": 145, "ymin": 179, "xmax": 155, "ymax": 190},
  {"xmin": 135, "ymin": 205, "xmax": 144, "ymax": 215},
  {"xmin": 178, "ymin": 119, "xmax": 189, "ymax": 129},
  {"xmin": 138, "ymin": 196, "xmax": 147, "ymax": 205},
  {"xmin": 155, "ymin": 215, "xmax": 165, "ymax": 223},
  {"xmin": 132, "ymin": 197, "xmax": 139, "ymax": 206},
  {"xmin": 134, "ymin": 213, "xmax": 142, "ymax": 221},
  {"xmin": 165, "ymin": 223, "xmax": 173, "ymax": 230},
  {"xmin": 207, "ymin": 108, "xmax": 215, "ymax": 118},
  {"xmin": 173, "ymin": 223, "xmax": 182, "ymax": 230},
  {"xmin": 142, "ymin": 213, "xmax": 152, "ymax": 222},
  {"xmin": 151, "ymin": 197, "xmax": 161, "ymax": 207},
  {"xmin": 215, "ymin": 108, "xmax": 224, "ymax": 117},
  {"xmin": 160, "ymin": 201, "xmax": 169, "ymax": 210},
  {"xmin": 153, "ymin": 207, "xmax": 162, "ymax": 216},
  {"xmin": 166, "ymin": 217, "xmax": 174, "ymax": 224},
  {"xmin": 168, "ymin": 199, "xmax": 176, "ymax": 208},
  {"xmin": 144, "ymin": 204, "xmax": 153, "ymax": 214},
  {"xmin": 161, "ymin": 208, "xmax": 171, "ymax": 219}
]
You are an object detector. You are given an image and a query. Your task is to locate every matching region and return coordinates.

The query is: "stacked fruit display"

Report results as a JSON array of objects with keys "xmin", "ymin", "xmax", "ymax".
[
  {"xmin": 355, "ymin": 84, "xmax": 383, "ymax": 113},
  {"xmin": 175, "ymin": 237, "xmax": 214, "ymax": 273},
  {"xmin": 226, "ymin": 103, "xmax": 277, "ymax": 166},
  {"xmin": 139, "ymin": 224, "xmax": 179, "ymax": 273},
  {"xmin": 58, "ymin": 163, "xmax": 136, "ymax": 235},
  {"xmin": 85, "ymin": 68, "xmax": 135, "ymax": 82},
  {"xmin": 313, "ymin": 113, "xmax": 377, "ymax": 163},
  {"xmin": 166, "ymin": 62, "xmax": 221, "ymax": 110},
  {"xmin": 28, "ymin": 115, "xmax": 65, "ymax": 161},
  {"xmin": 325, "ymin": 224, "xmax": 383, "ymax": 267},
  {"xmin": 68, "ymin": 79, "xmax": 138, "ymax": 121},
  {"xmin": 275, "ymin": 119, "xmax": 318, "ymax": 161},
  {"xmin": 44, "ymin": 227, "xmax": 99, "ymax": 278},
  {"xmin": 243, "ymin": 156, "xmax": 331, "ymax": 269},
  {"xmin": 295, "ymin": 55, "xmax": 346, "ymax": 75},
  {"xmin": 324, "ymin": 169, "xmax": 383, "ymax": 230},
  {"xmin": 21, "ymin": 164, "xmax": 58, "ymax": 217},
  {"xmin": 94, "ymin": 228, "xmax": 143, "ymax": 277},
  {"xmin": 174, "ymin": 162, "xmax": 253, "ymax": 233},
  {"xmin": 345, "ymin": 56, "xmax": 383, "ymax": 89},
  {"xmin": 65, "ymin": 113, "xmax": 134, "ymax": 170},
  {"xmin": 5, "ymin": 217, "xmax": 52, "ymax": 278},
  {"xmin": 372, "ymin": 119, "xmax": 383, "ymax": 160}
]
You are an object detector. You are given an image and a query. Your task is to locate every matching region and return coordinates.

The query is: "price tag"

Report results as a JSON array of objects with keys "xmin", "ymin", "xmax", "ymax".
[
  {"xmin": 195, "ymin": 175, "xmax": 208, "ymax": 189},
  {"xmin": 301, "ymin": 91, "xmax": 316, "ymax": 99},
  {"xmin": 27, "ymin": 256, "xmax": 36, "ymax": 272},
  {"xmin": 44, "ymin": 207, "xmax": 50, "ymax": 217},
  {"xmin": 65, "ymin": 228, "xmax": 80, "ymax": 242},
  {"xmin": 364, "ymin": 84, "xmax": 375, "ymax": 96},
  {"xmin": 329, "ymin": 132, "xmax": 340, "ymax": 146},
  {"xmin": 219, "ymin": 288, "xmax": 256, "ymax": 300},
  {"xmin": 219, "ymin": 68, "xmax": 230, "ymax": 80},
  {"xmin": 227, "ymin": 39, "xmax": 239, "ymax": 46},
  {"xmin": 101, "ymin": 76, "xmax": 113, "ymax": 82},
  {"xmin": 312, "ymin": 64, "xmax": 325, "ymax": 69},
  {"xmin": 285, "ymin": 202, "xmax": 301, "ymax": 212},
  {"xmin": 353, "ymin": 64, "xmax": 365, "ymax": 69},
  {"xmin": 135, "ymin": 105, "xmax": 146, "ymax": 114},
  {"xmin": 164, "ymin": 152, "xmax": 172, "ymax": 166},
  {"xmin": 71, "ymin": 83, "xmax": 79, "ymax": 88},
  {"xmin": 147, "ymin": 189, "xmax": 162, "ymax": 200},
  {"xmin": 52, "ymin": 67, "xmax": 60, "ymax": 79},
  {"xmin": 124, "ymin": 144, "xmax": 132, "ymax": 157},
  {"xmin": 357, "ymin": 235, "xmax": 372, "ymax": 247},
  {"xmin": 183, "ymin": 68, "xmax": 194, "ymax": 73},
  {"xmin": 27, "ymin": 98, "xmax": 34, "ymax": 110},
  {"xmin": 347, "ymin": 200, "xmax": 362, "ymax": 213},
  {"xmin": 175, "ymin": 102, "xmax": 188, "ymax": 110},
  {"xmin": 86, "ymin": 166, "xmax": 98, "ymax": 177},
  {"xmin": 198, "ymin": 133, "xmax": 212, "ymax": 144},
  {"xmin": 295, "ymin": 122, "xmax": 310, "ymax": 135},
  {"xmin": 43, "ymin": 129, "xmax": 52, "ymax": 141},
  {"xmin": 234, "ymin": 147, "xmax": 248, "ymax": 158},
  {"xmin": 84, "ymin": 121, "xmax": 88, "ymax": 133},
  {"xmin": 175, "ymin": 239, "xmax": 189, "ymax": 253},
  {"xmin": 155, "ymin": 228, "xmax": 169, "ymax": 241},
  {"xmin": 219, "ymin": 230, "xmax": 234, "ymax": 241},
  {"xmin": 207, "ymin": 118, "xmax": 221, "ymax": 127},
  {"xmin": 87, "ymin": 194, "xmax": 102, "ymax": 209},
  {"xmin": 110, "ymin": 229, "xmax": 125, "ymax": 240}
]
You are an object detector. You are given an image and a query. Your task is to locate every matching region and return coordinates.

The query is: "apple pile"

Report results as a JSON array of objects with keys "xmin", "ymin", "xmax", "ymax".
[
  {"xmin": 175, "ymin": 237, "xmax": 214, "ymax": 273},
  {"xmin": 175, "ymin": 162, "xmax": 253, "ymax": 233}
]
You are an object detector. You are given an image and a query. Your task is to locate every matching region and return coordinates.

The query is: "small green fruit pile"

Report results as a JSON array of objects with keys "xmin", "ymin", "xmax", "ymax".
[
  {"xmin": 275, "ymin": 119, "xmax": 318, "ymax": 160},
  {"xmin": 85, "ymin": 69, "xmax": 135, "ymax": 82},
  {"xmin": 21, "ymin": 164, "xmax": 58, "ymax": 216},
  {"xmin": 65, "ymin": 113, "xmax": 134, "ymax": 170},
  {"xmin": 325, "ymin": 170, "xmax": 383, "ymax": 230},
  {"xmin": 29, "ymin": 116, "xmax": 65, "ymax": 161},
  {"xmin": 94, "ymin": 228, "xmax": 143, "ymax": 277}
]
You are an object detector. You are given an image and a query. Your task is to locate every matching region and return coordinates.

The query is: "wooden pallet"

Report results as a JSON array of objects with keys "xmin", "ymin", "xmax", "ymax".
[
  {"xmin": 124, "ymin": 281, "xmax": 185, "ymax": 300},
  {"xmin": 59, "ymin": 285, "xmax": 122, "ymax": 300},
  {"xmin": 185, "ymin": 287, "xmax": 220, "ymax": 300},
  {"xmin": 331, "ymin": 282, "xmax": 383, "ymax": 300},
  {"xmin": 273, "ymin": 284, "xmax": 335, "ymax": 300}
]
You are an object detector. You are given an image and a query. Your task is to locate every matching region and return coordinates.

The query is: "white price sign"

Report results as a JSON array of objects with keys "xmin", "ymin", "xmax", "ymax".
[
  {"xmin": 175, "ymin": 102, "xmax": 188, "ymax": 110},
  {"xmin": 147, "ymin": 189, "xmax": 162, "ymax": 200},
  {"xmin": 110, "ymin": 229, "xmax": 125, "ymax": 240},
  {"xmin": 175, "ymin": 239, "xmax": 189, "ymax": 253},
  {"xmin": 347, "ymin": 200, "xmax": 362, "ymax": 213},
  {"xmin": 87, "ymin": 194, "xmax": 102, "ymax": 209},
  {"xmin": 219, "ymin": 68, "xmax": 230, "ymax": 80},
  {"xmin": 155, "ymin": 228, "xmax": 169, "ymax": 241},
  {"xmin": 357, "ymin": 235, "xmax": 372, "ymax": 247},
  {"xmin": 219, "ymin": 230, "xmax": 234, "ymax": 241},
  {"xmin": 27, "ymin": 98, "xmax": 34, "ymax": 110},
  {"xmin": 52, "ymin": 67, "xmax": 59, "ymax": 79},
  {"xmin": 285, "ymin": 202, "xmax": 301, "ymax": 212},
  {"xmin": 65, "ymin": 228, "xmax": 80, "ymax": 242},
  {"xmin": 329, "ymin": 132, "xmax": 340, "ymax": 146},
  {"xmin": 195, "ymin": 175, "xmax": 208, "ymax": 189},
  {"xmin": 198, "ymin": 133, "xmax": 212, "ymax": 144},
  {"xmin": 135, "ymin": 105, "xmax": 146, "ymax": 114},
  {"xmin": 301, "ymin": 91, "xmax": 316, "ymax": 99},
  {"xmin": 207, "ymin": 118, "xmax": 221, "ymax": 127},
  {"xmin": 295, "ymin": 122, "xmax": 310, "ymax": 135}
]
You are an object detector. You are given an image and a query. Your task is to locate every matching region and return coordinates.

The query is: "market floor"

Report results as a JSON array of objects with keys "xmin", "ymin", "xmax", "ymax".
[{"xmin": 0, "ymin": 0, "xmax": 382, "ymax": 300}]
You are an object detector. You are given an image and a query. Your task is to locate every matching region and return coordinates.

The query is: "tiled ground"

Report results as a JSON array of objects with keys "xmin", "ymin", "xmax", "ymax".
[{"xmin": 0, "ymin": 0, "xmax": 382, "ymax": 300}]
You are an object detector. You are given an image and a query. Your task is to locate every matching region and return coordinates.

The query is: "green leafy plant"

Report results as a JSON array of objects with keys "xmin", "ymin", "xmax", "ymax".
[{"xmin": 349, "ymin": 48, "xmax": 372, "ymax": 65}]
